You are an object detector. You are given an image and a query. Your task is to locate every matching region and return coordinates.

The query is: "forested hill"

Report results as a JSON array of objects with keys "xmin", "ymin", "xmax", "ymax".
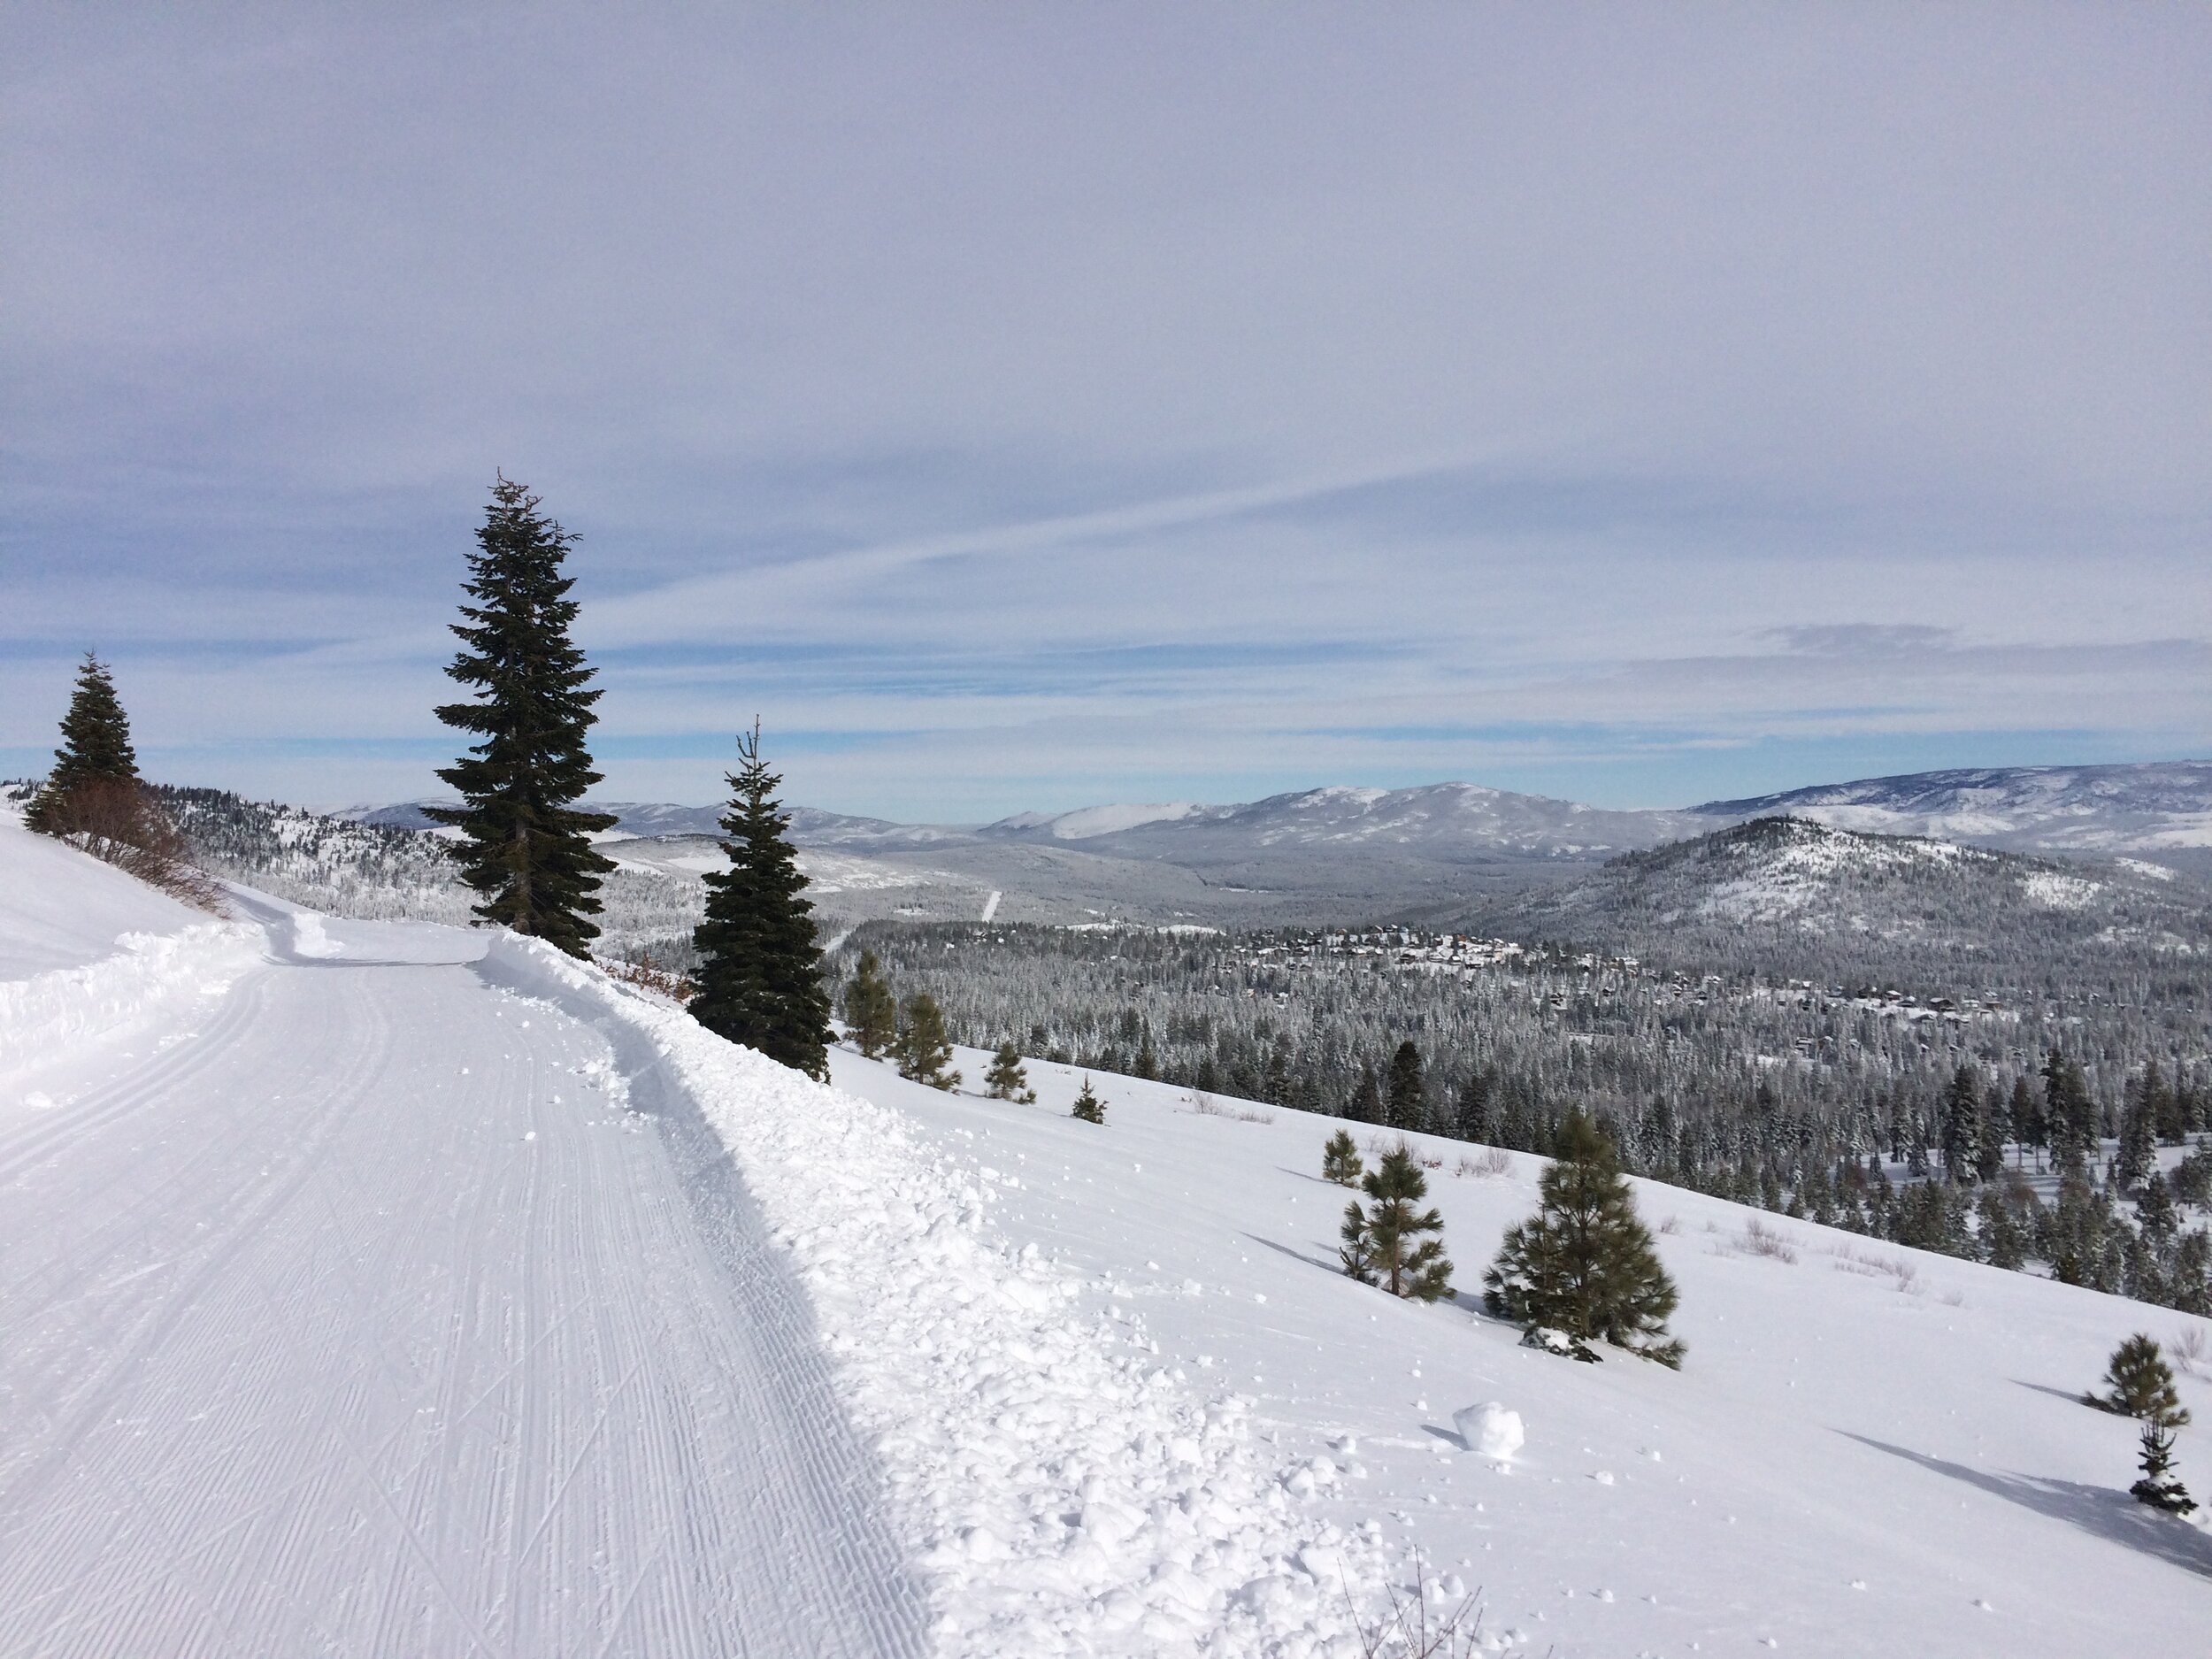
[{"xmin": 1488, "ymin": 815, "xmax": 2212, "ymax": 990}]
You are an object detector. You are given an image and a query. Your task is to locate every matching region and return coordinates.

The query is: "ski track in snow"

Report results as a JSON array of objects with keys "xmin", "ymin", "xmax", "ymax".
[
  {"xmin": 494, "ymin": 936, "xmax": 1395, "ymax": 1658},
  {"xmin": 0, "ymin": 913, "xmax": 927, "ymax": 1658}
]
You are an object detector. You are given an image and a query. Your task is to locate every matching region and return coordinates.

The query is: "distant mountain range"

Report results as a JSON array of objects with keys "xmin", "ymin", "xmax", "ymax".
[{"xmin": 334, "ymin": 762, "xmax": 2212, "ymax": 929}]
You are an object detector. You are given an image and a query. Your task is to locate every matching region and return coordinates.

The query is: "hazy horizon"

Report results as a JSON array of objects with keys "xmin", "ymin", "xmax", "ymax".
[{"xmin": 8, "ymin": 6, "xmax": 2208, "ymax": 822}]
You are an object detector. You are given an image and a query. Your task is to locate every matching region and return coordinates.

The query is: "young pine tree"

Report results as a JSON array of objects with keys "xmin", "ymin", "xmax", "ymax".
[
  {"xmin": 1386, "ymin": 1040, "xmax": 1427, "ymax": 1132},
  {"xmin": 842, "ymin": 949, "xmax": 897, "ymax": 1058},
  {"xmin": 1341, "ymin": 1146, "xmax": 1453, "ymax": 1301},
  {"xmin": 1345, "ymin": 1068, "xmax": 1383, "ymax": 1125},
  {"xmin": 2096, "ymin": 1334, "xmax": 2191, "ymax": 1425},
  {"xmin": 984, "ymin": 1041, "xmax": 1037, "ymax": 1102},
  {"xmin": 1071, "ymin": 1076, "xmax": 1105, "ymax": 1125},
  {"xmin": 25, "ymin": 652, "xmax": 140, "ymax": 833},
  {"xmin": 893, "ymin": 993, "xmax": 961, "ymax": 1091},
  {"xmin": 427, "ymin": 476, "xmax": 616, "ymax": 956},
  {"xmin": 688, "ymin": 725, "xmax": 833, "ymax": 1079},
  {"xmin": 1322, "ymin": 1128, "xmax": 1364, "ymax": 1187},
  {"xmin": 2131, "ymin": 1417, "xmax": 2197, "ymax": 1516},
  {"xmin": 1483, "ymin": 1109, "xmax": 1684, "ymax": 1367}
]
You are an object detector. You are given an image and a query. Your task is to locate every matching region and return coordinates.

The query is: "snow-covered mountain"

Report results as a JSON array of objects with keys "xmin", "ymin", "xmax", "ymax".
[
  {"xmin": 1694, "ymin": 761, "xmax": 2212, "ymax": 853},
  {"xmin": 1492, "ymin": 814, "xmax": 2211, "ymax": 978}
]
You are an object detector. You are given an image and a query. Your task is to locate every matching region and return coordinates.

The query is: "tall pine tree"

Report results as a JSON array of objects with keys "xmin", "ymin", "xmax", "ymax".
[
  {"xmin": 428, "ymin": 476, "xmax": 615, "ymax": 955},
  {"xmin": 25, "ymin": 653, "xmax": 140, "ymax": 833},
  {"xmin": 689, "ymin": 724, "xmax": 833, "ymax": 1079}
]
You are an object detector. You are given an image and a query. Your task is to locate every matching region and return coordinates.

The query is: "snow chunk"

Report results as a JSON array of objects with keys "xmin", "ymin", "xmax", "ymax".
[{"xmin": 1454, "ymin": 1402, "xmax": 1525, "ymax": 1460}]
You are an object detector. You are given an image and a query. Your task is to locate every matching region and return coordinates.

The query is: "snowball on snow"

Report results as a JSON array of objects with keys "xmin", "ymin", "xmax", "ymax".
[{"xmin": 1454, "ymin": 1402, "xmax": 1525, "ymax": 1460}]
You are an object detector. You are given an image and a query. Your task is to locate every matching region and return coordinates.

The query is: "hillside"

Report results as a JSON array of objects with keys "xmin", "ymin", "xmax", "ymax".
[
  {"xmin": 1489, "ymin": 815, "xmax": 2212, "ymax": 986},
  {"xmin": 831, "ymin": 1040, "xmax": 2212, "ymax": 1656},
  {"xmin": 1694, "ymin": 762, "xmax": 2212, "ymax": 857}
]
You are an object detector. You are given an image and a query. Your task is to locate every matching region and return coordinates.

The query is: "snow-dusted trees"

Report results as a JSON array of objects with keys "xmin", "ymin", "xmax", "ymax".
[
  {"xmin": 842, "ymin": 949, "xmax": 896, "ymax": 1058},
  {"xmin": 428, "ymin": 476, "xmax": 616, "ymax": 956},
  {"xmin": 894, "ymin": 993, "xmax": 960, "ymax": 1091},
  {"xmin": 1386, "ymin": 1041, "xmax": 1427, "ymax": 1130},
  {"xmin": 689, "ymin": 725, "xmax": 833, "ymax": 1079},
  {"xmin": 985, "ymin": 1041, "xmax": 1036, "ymax": 1102},
  {"xmin": 1340, "ymin": 1146, "xmax": 1452, "ymax": 1301},
  {"xmin": 1322, "ymin": 1129, "xmax": 1363, "ymax": 1187},
  {"xmin": 1485, "ymin": 1110, "xmax": 1683, "ymax": 1367}
]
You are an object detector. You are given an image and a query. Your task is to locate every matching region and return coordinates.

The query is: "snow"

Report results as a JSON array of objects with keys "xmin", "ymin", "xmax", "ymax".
[
  {"xmin": 1453, "ymin": 1402, "xmax": 1525, "ymax": 1461},
  {"xmin": 829, "ymin": 1047, "xmax": 2212, "ymax": 1658},
  {"xmin": 6, "ymin": 815, "xmax": 2209, "ymax": 1655}
]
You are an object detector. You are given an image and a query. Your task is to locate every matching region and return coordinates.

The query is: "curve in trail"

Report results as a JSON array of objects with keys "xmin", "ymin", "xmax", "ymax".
[{"xmin": 0, "ymin": 916, "xmax": 926, "ymax": 1659}]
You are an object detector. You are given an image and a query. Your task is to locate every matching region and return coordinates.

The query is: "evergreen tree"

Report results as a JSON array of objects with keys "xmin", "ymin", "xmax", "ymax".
[
  {"xmin": 1134, "ymin": 1028, "xmax": 1160, "ymax": 1081},
  {"xmin": 1483, "ymin": 1110, "xmax": 1684, "ymax": 1367},
  {"xmin": 1453, "ymin": 1071, "xmax": 1494, "ymax": 1143},
  {"xmin": 842, "ymin": 949, "xmax": 896, "ymax": 1058},
  {"xmin": 2011, "ymin": 1075, "xmax": 2044, "ymax": 1171},
  {"xmin": 687, "ymin": 726, "xmax": 833, "ymax": 1079},
  {"xmin": 2131, "ymin": 1417, "xmax": 2196, "ymax": 1516},
  {"xmin": 1386, "ymin": 1040, "xmax": 1427, "ymax": 1132},
  {"xmin": 1939, "ymin": 1064, "xmax": 1981, "ymax": 1184},
  {"xmin": 1322, "ymin": 1128, "xmax": 1364, "ymax": 1187},
  {"xmin": 2044, "ymin": 1176, "xmax": 2121, "ymax": 1289},
  {"xmin": 2044, "ymin": 1054, "xmax": 2098, "ymax": 1179},
  {"xmin": 1974, "ymin": 1081, "xmax": 2008, "ymax": 1185},
  {"xmin": 25, "ymin": 652, "xmax": 139, "ymax": 833},
  {"xmin": 1340, "ymin": 1146, "xmax": 1452, "ymax": 1300},
  {"xmin": 1977, "ymin": 1186, "xmax": 2029, "ymax": 1271},
  {"xmin": 427, "ymin": 476, "xmax": 616, "ymax": 955},
  {"xmin": 1071, "ymin": 1076, "xmax": 1105, "ymax": 1124},
  {"xmin": 894, "ymin": 993, "xmax": 961, "ymax": 1090},
  {"xmin": 1346, "ymin": 1067, "xmax": 1383, "ymax": 1125},
  {"xmin": 984, "ymin": 1040, "xmax": 1036, "ymax": 1102},
  {"xmin": 2097, "ymin": 1334, "xmax": 2191, "ymax": 1425},
  {"xmin": 2116, "ymin": 1069, "xmax": 2158, "ymax": 1192}
]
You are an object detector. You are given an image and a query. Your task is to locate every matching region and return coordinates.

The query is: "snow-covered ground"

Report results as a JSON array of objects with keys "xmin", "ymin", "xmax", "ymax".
[
  {"xmin": 4, "ymin": 809, "xmax": 2208, "ymax": 1656},
  {"xmin": 828, "ymin": 1045, "xmax": 2212, "ymax": 1657}
]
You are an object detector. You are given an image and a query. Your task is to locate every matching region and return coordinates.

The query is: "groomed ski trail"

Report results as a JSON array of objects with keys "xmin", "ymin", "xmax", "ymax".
[{"xmin": 0, "ymin": 904, "xmax": 927, "ymax": 1658}]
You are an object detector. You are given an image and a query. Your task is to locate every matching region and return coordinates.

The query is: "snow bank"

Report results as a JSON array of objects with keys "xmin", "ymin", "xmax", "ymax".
[
  {"xmin": 484, "ymin": 934, "xmax": 1394, "ymax": 1657},
  {"xmin": 0, "ymin": 922, "xmax": 264, "ymax": 1083}
]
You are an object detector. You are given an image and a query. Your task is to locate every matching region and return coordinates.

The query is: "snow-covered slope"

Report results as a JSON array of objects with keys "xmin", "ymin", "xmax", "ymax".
[
  {"xmin": 0, "ymin": 825, "xmax": 1411, "ymax": 1655},
  {"xmin": 833, "ymin": 1046, "xmax": 2212, "ymax": 1658},
  {"xmin": 1694, "ymin": 761, "xmax": 2212, "ymax": 854}
]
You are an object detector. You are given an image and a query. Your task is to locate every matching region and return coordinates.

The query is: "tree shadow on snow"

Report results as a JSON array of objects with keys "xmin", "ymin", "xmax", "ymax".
[
  {"xmin": 1242, "ymin": 1232, "xmax": 1340, "ymax": 1276},
  {"xmin": 2009, "ymin": 1378, "xmax": 2101, "ymax": 1410},
  {"xmin": 1839, "ymin": 1432, "xmax": 2212, "ymax": 1578}
]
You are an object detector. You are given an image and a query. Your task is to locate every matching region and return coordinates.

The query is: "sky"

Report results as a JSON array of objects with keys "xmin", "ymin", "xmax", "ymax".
[{"xmin": 4, "ymin": 4, "xmax": 2208, "ymax": 822}]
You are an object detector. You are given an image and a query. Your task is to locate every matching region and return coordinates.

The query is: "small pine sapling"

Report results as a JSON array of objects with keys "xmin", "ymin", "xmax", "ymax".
[
  {"xmin": 2094, "ymin": 1334, "xmax": 2191, "ymax": 1425},
  {"xmin": 1339, "ymin": 1199, "xmax": 1376, "ymax": 1284},
  {"xmin": 2131, "ymin": 1417, "xmax": 2198, "ymax": 1516},
  {"xmin": 843, "ymin": 949, "xmax": 896, "ymax": 1058},
  {"xmin": 1483, "ymin": 1109, "xmax": 1685, "ymax": 1367},
  {"xmin": 1342, "ymin": 1147, "xmax": 1453, "ymax": 1301},
  {"xmin": 985, "ymin": 1041, "xmax": 1037, "ymax": 1102},
  {"xmin": 893, "ymin": 992, "xmax": 961, "ymax": 1091},
  {"xmin": 1071, "ymin": 1077, "xmax": 1105, "ymax": 1125},
  {"xmin": 1322, "ymin": 1128, "xmax": 1364, "ymax": 1187}
]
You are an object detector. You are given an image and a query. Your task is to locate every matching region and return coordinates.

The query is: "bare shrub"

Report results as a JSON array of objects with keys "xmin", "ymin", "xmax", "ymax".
[
  {"xmin": 1740, "ymin": 1217, "xmax": 1799, "ymax": 1264},
  {"xmin": 1185, "ymin": 1091, "xmax": 1273, "ymax": 1124},
  {"xmin": 2174, "ymin": 1325, "xmax": 2209, "ymax": 1377},
  {"xmin": 1342, "ymin": 1561, "xmax": 1489, "ymax": 1659},
  {"xmin": 40, "ymin": 777, "xmax": 224, "ymax": 912},
  {"xmin": 1830, "ymin": 1245, "xmax": 1922, "ymax": 1294},
  {"xmin": 604, "ymin": 950, "xmax": 695, "ymax": 1002},
  {"xmin": 1657, "ymin": 1215, "xmax": 1682, "ymax": 1235},
  {"xmin": 1452, "ymin": 1146, "xmax": 1513, "ymax": 1179}
]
